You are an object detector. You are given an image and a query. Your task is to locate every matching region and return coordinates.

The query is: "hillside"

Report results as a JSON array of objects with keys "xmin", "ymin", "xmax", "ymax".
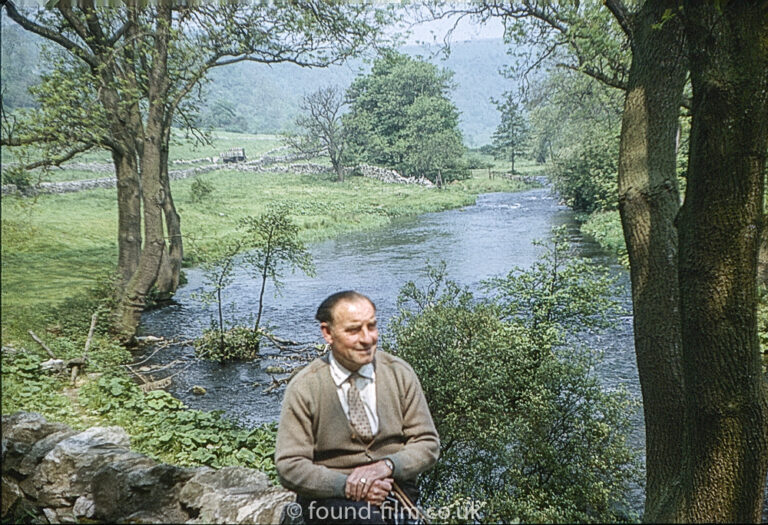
[{"xmin": 1, "ymin": 18, "xmax": 513, "ymax": 146}]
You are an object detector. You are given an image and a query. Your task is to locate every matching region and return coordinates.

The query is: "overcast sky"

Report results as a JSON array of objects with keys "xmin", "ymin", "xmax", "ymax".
[{"xmin": 401, "ymin": 11, "xmax": 506, "ymax": 45}]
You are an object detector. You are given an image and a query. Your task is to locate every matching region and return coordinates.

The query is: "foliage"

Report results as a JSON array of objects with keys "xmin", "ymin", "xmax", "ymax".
[
  {"xmin": 483, "ymin": 226, "xmax": 620, "ymax": 339},
  {"xmin": 79, "ymin": 371, "xmax": 277, "ymax": 477},
  {"xmin": 387, "ymin": 234, "xmax": 639, "ymax": 523},
  {"xmin": 490, "ymin": 92, "xmax": 530, "ymax": 171},
  {"xmin": 191, "ymin": 237, "xmax": 244, "ymax": 355},
  {"xmin": 193, "ymin": 326, "xmax": 262, "ymax": 362},
  {"xmin": 581, "ymin": 210, "xmax": 629, "ymax": 266},
  {"xmin": 240, "ymin": 205, "xmax": 316, "ymax": 334},
  {"xmin": 190, "ymin": 177, "xmax": 214, "ymax": 203},
  {"xmin": 551, "ymin": 127, "xmax": 620, "ymax": 213},
  {"xmin": 344, "ymin": 52, "xmax": 468, "ymax": 183}
]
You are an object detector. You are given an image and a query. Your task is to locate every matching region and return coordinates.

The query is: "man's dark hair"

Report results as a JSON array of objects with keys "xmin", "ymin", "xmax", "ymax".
[{"xmin": 315, "ymin": 291, "xmax": 376, "ymax": 325}]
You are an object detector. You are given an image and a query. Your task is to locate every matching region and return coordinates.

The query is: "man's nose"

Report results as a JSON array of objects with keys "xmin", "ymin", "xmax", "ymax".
[{"xmin": 360, "ymin": 326, "xmax": 376, "ymax": 345}]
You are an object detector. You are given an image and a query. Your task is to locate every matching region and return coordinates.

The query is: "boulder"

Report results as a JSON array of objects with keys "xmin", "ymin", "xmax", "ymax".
[
  {"xmin": 91, "ymin": 462, "xmax": 196, "ymax": 523},
  {"xmin": 179, "ymin": 466, "xmax": 294, "ymax": 524},
  {"xmin": 1, "ymin": 412, "xmax": 71, "ymax": 475}
]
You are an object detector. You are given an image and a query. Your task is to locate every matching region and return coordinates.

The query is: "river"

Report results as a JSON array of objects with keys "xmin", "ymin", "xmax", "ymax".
[{"xmin": 140, "ymin": 186, "xmax": 642, "ymax": 508}]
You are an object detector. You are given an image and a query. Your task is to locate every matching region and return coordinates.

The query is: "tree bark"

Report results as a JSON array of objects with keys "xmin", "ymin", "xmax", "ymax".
[
  {"xmin": 113, "ymin": 148, "xmax": 142, "ymax": 286},
  {"xmin": 615, "ymin": 2, "xmax": 688, "ymax": 521},
  {"xmin": 677, "ymin": 3, "xmax": 768, "ymax": 521},
  {"xmin": 758, "ymin": 222, "xmax": 768, "ymax": 288},
  {"xmin": 115, "ymin": 0, "xmax": 173, "ymax": 342},
  {"xmin": 154, "ymin": 124, "xmax": 183, "ymax": 301}
]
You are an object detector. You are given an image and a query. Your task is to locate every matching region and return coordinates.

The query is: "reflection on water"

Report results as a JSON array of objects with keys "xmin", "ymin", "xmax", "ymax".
[{"xmin": 140, "ymin": 186, "xmax": 646, "ymax": 510}]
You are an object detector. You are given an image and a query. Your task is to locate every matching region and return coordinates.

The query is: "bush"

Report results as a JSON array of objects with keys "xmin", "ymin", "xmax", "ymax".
[
  {"xmin": 551, "ymin": 131, "xmax": 619, "ymax": 214},
  {"xmin": 194, "ymin": 325, "xmax": 262, "ymax": 362},
  {"xmin": 386, "ymin": 242, "xmax": 640, "ymax": 523},
  {"xmin": 190, "ymin": 177, "xmax": 214, "ymax": 203}
]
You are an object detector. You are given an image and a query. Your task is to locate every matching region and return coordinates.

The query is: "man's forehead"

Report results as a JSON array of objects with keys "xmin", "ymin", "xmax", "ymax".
[{"xmin": 330, "ymin": 297, "xmax": 376, "ymax": 320}]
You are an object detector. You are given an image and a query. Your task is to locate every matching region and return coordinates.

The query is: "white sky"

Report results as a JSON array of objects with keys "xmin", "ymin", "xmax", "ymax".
[{"xmin": 400, "ymin": 11, "xmax": 506, "ymax": 45}]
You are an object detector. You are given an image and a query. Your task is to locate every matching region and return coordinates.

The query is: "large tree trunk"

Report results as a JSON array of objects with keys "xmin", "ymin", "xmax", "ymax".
[
  {"xmin": 154, "ymin": 124, "xmax": 183, "ymax": 301},
  {"xmin": 115, "ymin": 0, "xmax": 173, "ymax": 342},
  {"xmin": 677, "ymin": 3, "xmax": 768, "ymax": 521},
  {"xmin": 113, "ymin": 148, "xmax": 142, "ymax": 286},
  {"xmin": 614, "ymin": 2, "xmax": 688, "ymax": 521},
  {"xmin": 759, "ymin": 223, "xmax": 768, "ymax": 288}
]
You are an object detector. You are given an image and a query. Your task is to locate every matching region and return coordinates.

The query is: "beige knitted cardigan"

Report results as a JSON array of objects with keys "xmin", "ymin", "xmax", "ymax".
[{"xmin": 275, "ymin": 350, "xmax": 440, "ymax": 499}]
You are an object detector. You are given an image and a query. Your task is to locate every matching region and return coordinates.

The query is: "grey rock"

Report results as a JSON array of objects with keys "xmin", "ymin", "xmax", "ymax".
[
  {"xmin": 33, "ymin": 426, "xmax": 142, "ymax": 507},
  {"xmin": 1, "ymin": 412, "xmax": 70, "ymax": 474},
  {"xmin": 40, "ymin": 359, "xmax": 66, "ymax": 373},
  {"xmin": 91, "ymin": 461, "xmax": 195, "ymax": 523},
  {"xmin": 180, "ymin": 466, "xmax": 293, "ymax": 524},
  {"xmin": 1, "ymin": 476, "xmax": 23, "ymax": 516},
  {"xmin": 18, "ymin": 429, "xmax": 77, "ymax": 477},
  {"xmin": 72, "ymin": 496, "xmax": 95, "ymax": 519},
  {"xmin": 3, "ymin": 412, "xmax": 296, "ymax": 524},
  {"xmin": 42, "ymin": 507, "xmax": 60, "ymax": 524}
]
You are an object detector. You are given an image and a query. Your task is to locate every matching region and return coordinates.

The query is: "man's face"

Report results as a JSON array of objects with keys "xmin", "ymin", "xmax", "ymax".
[{"xmin": 321, "ymin": 297, "xmax": 378, "ymax": 371}]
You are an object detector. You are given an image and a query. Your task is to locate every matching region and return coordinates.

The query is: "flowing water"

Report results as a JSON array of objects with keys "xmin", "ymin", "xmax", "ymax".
[{"xmin": 140, "ymin": 185, "xmax": 643, "ymax": 509}]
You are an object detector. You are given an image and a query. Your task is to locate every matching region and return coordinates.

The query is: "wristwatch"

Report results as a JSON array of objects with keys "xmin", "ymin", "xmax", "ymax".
[{"xmin": 382, "ymin": 458, "xmax": 395, "ymax": 474}]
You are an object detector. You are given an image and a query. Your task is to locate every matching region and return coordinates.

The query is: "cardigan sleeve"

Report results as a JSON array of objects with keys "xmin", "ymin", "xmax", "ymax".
[
  {"xmin": 275, "ymin": 377, "xmax": 348, "ymax": 499},
  {"xmin": 384, "ymin": 362, "xmax": 440, "ymax": 481}
]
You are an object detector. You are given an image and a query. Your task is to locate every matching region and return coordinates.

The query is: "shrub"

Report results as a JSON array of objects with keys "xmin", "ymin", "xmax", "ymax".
[
  {"xmin": 387, "ymin": 242, "xmax": 640, "ymax": 523},
  {"xmin": 551, "ymin": 131, "xmax": 619, "ymax": 214},
  {"xmin": 194, "ymin": 325, "xmax": 262, "ymax": 362},
  {"xmin": 190, "ymin": 177, "xmax": 214, "ymax": 203}
]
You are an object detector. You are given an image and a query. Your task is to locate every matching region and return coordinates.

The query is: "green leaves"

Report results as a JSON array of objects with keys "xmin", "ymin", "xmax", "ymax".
[
  {"xmin": 387, "ymin": 231, "xmax": 639, "ymax": 523},
  {"xmin": 343, "ymin": 52, "xmax": 468, "ymax": 183}
]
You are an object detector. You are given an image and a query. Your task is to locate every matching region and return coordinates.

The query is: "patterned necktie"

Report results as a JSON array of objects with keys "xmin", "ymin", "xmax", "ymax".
[{"xmin": 347, "ymin": 373, "xmax": 373, "ymax": 443}]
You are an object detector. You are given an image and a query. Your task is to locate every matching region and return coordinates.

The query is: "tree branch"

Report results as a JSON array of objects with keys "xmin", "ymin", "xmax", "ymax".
[
  {"xmin": 23, "ymin": 143, "xmax": 96, "ymax": 171},
  {"xmin": 2, "ymin": 0, "xmax": 98, "ymax": 69},
  {"xmin": 604, "ymin": 0, "xmax": 633, "ymax": 39},
  {"xmin": 557, "ymin": 62, "xmax": 628, "ymax": 91}
]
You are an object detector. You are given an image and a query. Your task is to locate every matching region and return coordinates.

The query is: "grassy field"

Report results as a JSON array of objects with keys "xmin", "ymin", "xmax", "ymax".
[
  {"xmin": 2, "ymin": 131, "xmax": 286, "ymax": 183},
  {"xmin": 2, "ymin": 135, "xmax": 541, "ymax": 342}
]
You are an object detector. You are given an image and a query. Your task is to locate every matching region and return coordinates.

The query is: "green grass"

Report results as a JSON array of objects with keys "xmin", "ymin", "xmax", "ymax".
[
  {"xmin": 2, "ymin": 157, "xmax": 535, "ymax": 342},
  {"xmin": 2, "ymin": 130, "xmax": 285, "ymax": 183}
]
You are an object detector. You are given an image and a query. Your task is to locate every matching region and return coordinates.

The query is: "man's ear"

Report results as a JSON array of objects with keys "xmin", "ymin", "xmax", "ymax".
[{"xmin": 320, "ymin": 322, "xmax": 333, "ymax": 345}]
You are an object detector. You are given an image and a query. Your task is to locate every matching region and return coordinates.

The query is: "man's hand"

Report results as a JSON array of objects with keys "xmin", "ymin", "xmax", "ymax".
[
  {"xmin": 364, "ymin": 478, "xmax": 393, "ymax": 506},
  {"xmin": 344, "ymin": 460, "xmax": 394, "ymax": 502}
]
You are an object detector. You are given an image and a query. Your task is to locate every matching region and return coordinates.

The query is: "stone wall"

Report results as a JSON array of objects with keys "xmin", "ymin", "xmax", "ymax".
[
  {"xmin": 1, "ymin": 158, "xmax": 433, "ymax": 196},
  {"xmin": 1, "ymin": 412, "xmax": 294, "ymax": 524},
  {"xmin": 347, "ymin": 164, "xmax": 434, "ymax": 187}
]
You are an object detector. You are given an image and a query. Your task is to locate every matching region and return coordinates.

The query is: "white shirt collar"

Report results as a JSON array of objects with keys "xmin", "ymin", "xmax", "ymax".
[{"xmin": 328, "ymin": 351, "xmax": 375, "ymax": 387}]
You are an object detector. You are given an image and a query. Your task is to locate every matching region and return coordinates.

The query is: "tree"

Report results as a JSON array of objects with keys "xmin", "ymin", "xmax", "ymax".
[
  {"xmin": 286, "ymin": 85, "xmax": 348, "ymax": 182},
  {"xmin": 490, "ymin": 93, "xmax": 529, "ymax": 172},
  {"xmin": 675, "ymin": 2, "xmax": 768, "ymax": 519},
  {"xmin": 2, "ymin": 0, "xmax": 393, "ymax": 341},
  {"xmin": 240, "ymin": 206, "xmax": 316, "ymax": 339},
  {"xmin": 426, "ymin": 0, "xmax": 768, "ymax": 520},
  {"xmin": 344, "ymin": 52, "xmax": 467, "ymax": 183}
]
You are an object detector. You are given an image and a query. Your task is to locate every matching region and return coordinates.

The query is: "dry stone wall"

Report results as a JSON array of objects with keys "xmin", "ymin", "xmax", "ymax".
[{"xmin": 1, "ymin": 412, "xmax": 295, "ymax": 524}]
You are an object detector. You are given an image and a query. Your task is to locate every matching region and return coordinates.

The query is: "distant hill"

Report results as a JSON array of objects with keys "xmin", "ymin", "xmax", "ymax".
[
  {"xmin": 200, "ymin": 39, "xmax": 513, "ymax": 147},
  {"xmin": 1, "ymin": 19, "xmax": 513, "ymax": 147}
]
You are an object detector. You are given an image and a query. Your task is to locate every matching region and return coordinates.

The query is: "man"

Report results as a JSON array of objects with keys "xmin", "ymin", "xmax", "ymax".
[{"xmin": 276, "ymin": 291, "xmax": 439, "ymax": 524}]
